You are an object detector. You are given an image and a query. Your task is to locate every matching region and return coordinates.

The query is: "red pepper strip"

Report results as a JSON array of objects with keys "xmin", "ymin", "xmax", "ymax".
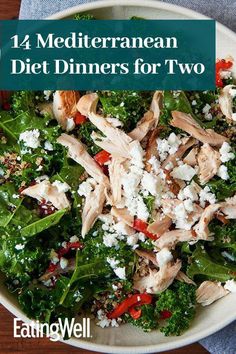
[
  {"xmin": 94, "ymin": 150, "xmax": 111, "ymax": 166},
  {"xmin": 160, "ymin": 310, "xmax": 172, "ymax": 319},
  {"xmin": 47, "ymin": 263, "xmax": 58, "ymax": 273},
  {"xmin": 57, "ymin": 241, "xmax": 83, "ymax": 258},
  {"xmin": 133, "ymin": 218, "xmax": 157, "ymax": 241},
  {"xmin": 129, "ymin": 306, "xmax": 142, "ymax": 320},
  {"xmin": 74, "ymin": 111, "xmax": 87, "ymax": 125},
  {"xmin": 107, "ymin": 293, "xmax": 152, "ymax": 319},
  {"xmin": 216, "ymin": 59, "xmax": 233, "ymax": 87}
]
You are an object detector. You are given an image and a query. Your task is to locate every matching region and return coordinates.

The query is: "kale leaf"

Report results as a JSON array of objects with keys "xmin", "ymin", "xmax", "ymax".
[
  {"xmin": 187, "ymin": 244, "xmax": 236, "ymax": 282},
  {"xmin": 155, "ymin": 281, "xmax": 196, "ymax": 336},
  {"xmin": 99, "ymin": 91, "xmax": 151, "ymax": 131},
  {"xmin": 0, "ymin": 183, "xmax": 22, "ymax": 227},
  {"xmin": 125, "ymin": 304, "xmax": 158, "ymax": 332},
  {"xmin": 20, "ymin": 208, "xmax": 68, "ymax": 238},
  {"xmin": 207, "ymin": 157, "xmax": 236, "ymax": 200}
]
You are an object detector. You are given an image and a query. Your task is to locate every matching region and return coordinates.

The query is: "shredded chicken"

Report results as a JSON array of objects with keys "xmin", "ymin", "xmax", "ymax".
[
  {"xmin": 147, "ymin": 215, "xmax": 172, "ymax": 236},
  {"xmin": 135, "ymin": 249, "xmax": 158, "ymax": 266},
  {"xmin": 110, "ymin": 207, "xmax": 134, "ymax": 227},
  {"xmin": 154, "ymin": 229, "xmax": 197, "ymax": 250},
  {"xmin": 145, "ymin": 127, "xmax": 161, "ymax": 171},
  {"xmin": 57, "ymin": 134, "xmax": 109, "ymax": 186},
  {"xmin": 133, "ymin": 259, "xmax": 182, "ymax": 294},
  {"xmin": 76, "ymin": 92, "xmax": 98, "ymax": 116},
  {"xmin": 53, "ymin": 91, "xmax": 80, "ymax": 129},
  {"xmin": 183, "ymin": 147, "xmax": 198, "ymax": 166},
  {"xmin": 108, "ymin": 157, "xmax": 126, "ymax": 205},
  {"xmin": 150, "ymin": 90, "xmax": 163, "ymax": 122},
  {"xmin": 91, "ymin": 131, "xmax": 132, "ymax": 159},
  {"xmin": 176, "ymin": 271, "xmax": 196, "ymax": 285},
  {"xmin": 197, "ymin": 143, "xmax": 221, "ymax": 184},
  {"xmin": 81, "ymin": 183, "xmax": 106, "ymax": 238},
  {"xmin": 77, "ymin": 93, "xmax": 135, "ymax": 158},
  {"xmin": 129, "ymin": 91, "xmax": 162, "ymax": 141},
  {"xmin": 21, "ymin": 180, "xmax": 70, "ymax": 210},
  {"xmin": 171, "ymin": 111, "xmax": 227, "ymax": 147},
  {"xmin": 163, "ymin": 170, "xmax": 181, "ymax": 195},
  {"xmin": 129, "ymin": 111, "xmax": 155, "ymax": 141},
  {"xmin": 196, "ymin": 281, "xmax": 229, "ymax": 306},
  {"xmin": 162, "ymin": 199, "xmax": 203, "ymax": 226},
  {"xmin": 195, "ymin": 204, "xmax": 221, "ymax": 240},
  {"xmin": 162, "ymin": 137, "xmax": 197, "ymax": 169},
  {"xmin": 219, "ymin": 84, "xmax": 236, "ymax": 123},
  {"xmin": 220, "ymin": 195, "xmax": 236, "ymax": 219}
]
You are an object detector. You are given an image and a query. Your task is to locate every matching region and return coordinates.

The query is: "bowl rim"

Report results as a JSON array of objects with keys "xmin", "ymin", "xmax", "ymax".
[{"xmin": 1, "ymin": 1, "xmax": 236, "ymax": 353}]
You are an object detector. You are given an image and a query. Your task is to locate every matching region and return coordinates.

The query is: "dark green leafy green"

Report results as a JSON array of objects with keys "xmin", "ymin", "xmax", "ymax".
[
  {"xmin": 126, "ymin": 304, "xmax": 158, "ymax": 332},
  {"xmin": 11, "ymin": 91, "xmax": 44, "ymax": 115},
  {"xmin": 20, "ymin": 208, "xmax": 68, "ymax": 237},
  {"xmin": 207, "ymin": 157, "xmax": 236, "ymax": 200},
  {"xmin": 59, "ymin": 250, "xmax": 108, "ymax": 305},
  {"xmin": 155, "ymin": 281, "xmax": 196, "ymax": 336},
  {"xmin": 99, "ymin": 91, "xmax": 151, "ymax": 131},
  {"xmin": 187, "ymin": 245, "xmax": 236, "ymax": 282},
  {"xmin": 52, "ymin": 155, "xmax": 84, "ymax": 189},
  {"xmin": 159, "ymin": 91, "xmax": 192, "ymax": 127},
  {"xmin": 0, "ymin": 183, "xmax": 22, "ymax": 227}
]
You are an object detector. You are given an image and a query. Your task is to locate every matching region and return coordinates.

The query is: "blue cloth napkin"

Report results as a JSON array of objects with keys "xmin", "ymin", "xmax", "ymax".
[{"xmin": 19, "ymin": 0, "xmax": 236, "ymax": 353}]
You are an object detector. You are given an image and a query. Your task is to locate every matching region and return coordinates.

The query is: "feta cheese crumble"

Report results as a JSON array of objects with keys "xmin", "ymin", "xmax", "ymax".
[
  {"xmin": 19, "ymin": 129, "xmax": 40, "ymax": 149},
  {"xmin": 199, "ymin": 186, "xmax": 216, "ymax": 208},
  {"xmin": 60, "ymin": 257, "xmax": 68, "ymax": 269},
  {"xmin": 202, "ymin": 103, "xmax": 212, "ymax": 120},
  {"xmin": 66, "ymin": 117, "xmax": 76, "ymax": 132},
  {"xmin": 156, "ymin": 248, "xmax": 173, "ymax": 267},
  {"xmin": 43, "ymin": 90, "xmax": 52, "ymax": 100},
  {"xmin": 78, "ymin": 178, "xmax": 96, "ymax": 197},
  {"xmin": 52, "ymin": 180, "xmax": 71, "ymax": 193},
  {"xmin": 96, "ymin": 309, "xmax": 119, "ymax": 328},
  {"xmin": 217, "ymin": 165, "xmax": 229, "ymax": 180},
  {"xmin": 44, "ymin": 140, "xmax": 54, "ymax": 151},
  {"xmin": 219, "ymin": 142, "xmax": 235, "ymax": 163},
  {"xmin": 106, "ymin": 257, "xmax": 126, "ymax": 279},
  {"xmin": 157, "ymin": 133, "xmax": 181, "ymax": 161},
  {"xmin": 171, "ymin": 164, "xmax": 196, "ymax": 181},
  {"xmin": 15, "ymin": 244, "xmax": 25, "ymax": 250}
]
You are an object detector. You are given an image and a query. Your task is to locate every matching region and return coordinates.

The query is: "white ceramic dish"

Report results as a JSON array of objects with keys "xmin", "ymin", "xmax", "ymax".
[{"xmin": 1, "ymin": 1, "xmax": 236, "ymax": 353}]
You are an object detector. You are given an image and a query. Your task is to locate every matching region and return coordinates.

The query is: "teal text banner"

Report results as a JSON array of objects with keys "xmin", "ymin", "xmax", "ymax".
[{"xmin": 0, "ymin": 20, "xmax": 215, "ymax": 90}]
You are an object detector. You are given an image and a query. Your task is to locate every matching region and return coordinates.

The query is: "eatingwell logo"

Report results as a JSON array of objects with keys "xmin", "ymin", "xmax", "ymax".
[{"xmin": 13, "ymin": 317, "xmax": 91, "ymax": 341}]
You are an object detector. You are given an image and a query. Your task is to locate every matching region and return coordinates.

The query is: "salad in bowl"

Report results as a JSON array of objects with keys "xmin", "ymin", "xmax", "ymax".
[{"xmin": 0, "ymin": 54, "xmax": 236, "ymax": 338}]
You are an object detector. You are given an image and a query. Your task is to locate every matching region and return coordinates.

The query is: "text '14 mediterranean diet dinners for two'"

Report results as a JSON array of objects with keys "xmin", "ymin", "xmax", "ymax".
[{"xmin": 0, "ymin": 56, "xmax": 236, "ymax": 336}]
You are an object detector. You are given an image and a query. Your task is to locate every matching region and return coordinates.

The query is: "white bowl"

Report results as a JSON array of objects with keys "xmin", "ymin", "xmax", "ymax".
[{"xmin": 1, "ymin": 1, "xmax": 236, "ymax": 353}]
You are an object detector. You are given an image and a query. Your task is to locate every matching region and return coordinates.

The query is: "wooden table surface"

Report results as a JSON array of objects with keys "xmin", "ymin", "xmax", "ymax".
[{"xmin": 0, "ymin": 1, "xmax": 209, "ymax": 353}]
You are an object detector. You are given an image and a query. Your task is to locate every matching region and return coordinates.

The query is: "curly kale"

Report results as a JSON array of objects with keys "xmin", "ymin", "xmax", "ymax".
[
  {"xmin": 11, "ymin": 91, "xmax": 45, "ymax": 115},
  {"xmin": 155, "ymin": 281, "xmax": 197, "ymax": 336},
  {"xmin": 143, "ymin": 194, "xmax": 155, "ymax": 215},
  {"xmin": 99, "ymin": 91, "xmax": 152, "ymax": 131},
  {"xmin": 125, "ymin": 304, "xmax": 158, "ymax": 332},
  {"xmin": 77, "ymin": 121, "xmax": 101, "ymax": 155},
  {"xmin": 207, "ymin": 157, "xmax": 236, "ymax": 200}
]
